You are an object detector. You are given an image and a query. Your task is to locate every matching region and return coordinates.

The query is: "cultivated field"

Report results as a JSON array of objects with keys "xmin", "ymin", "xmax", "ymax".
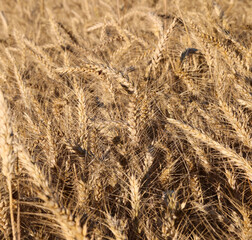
[{"xmin": 0, "ymin": 0, "xmax": 251, "ymax": 239}]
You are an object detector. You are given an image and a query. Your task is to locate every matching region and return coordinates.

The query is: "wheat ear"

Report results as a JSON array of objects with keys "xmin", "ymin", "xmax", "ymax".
[
  {"xmin": 145, "ymin": 18, "xmax": 177, "ymax": 79},
  {"xmin": 16, "ymin": 145, "xmax": 88, "ymax": 240},
  {"xmin": 0, "ymin": 196, "xmax": 10, "ymax": 239},
  {"xmin": 166, "ymin": 118, "xmax": 252, "ymax": 181},
  {"xmin": 0, "ymin": 90, "xmax": 16, "ymax": 240},
  {"xmin": 104, "ymin": 212, "xmax": 127, "ymax": 240},
  {"xmin": 56, "ymin": 63, "xmax": 135, "ymax": 94},
  {"xmin": 5, "ymin": 49, "xmax": 30, "ymax": 109}
]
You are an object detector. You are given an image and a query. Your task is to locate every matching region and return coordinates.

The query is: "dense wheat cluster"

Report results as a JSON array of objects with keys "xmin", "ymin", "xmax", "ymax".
[{"xmin": 0, "ymin": 0, "xmax": 251, "ymax": 239}]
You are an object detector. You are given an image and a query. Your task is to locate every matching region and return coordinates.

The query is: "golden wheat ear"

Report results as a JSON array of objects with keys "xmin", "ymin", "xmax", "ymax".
[
  {"xmin": 16, "ymin": 145, "xmax": 89, "ymax": 240},
  {"xmin": 0, "ymin": 90, "xmax": 17, "ymax": 240},
  {"xmin": 145, "ymin": 18, "xmax": 177, "ymax": 80}
]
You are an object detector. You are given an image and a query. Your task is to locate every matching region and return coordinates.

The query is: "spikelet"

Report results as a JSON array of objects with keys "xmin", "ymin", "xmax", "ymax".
[{"xmin": 129, "ymin": 174, "xmax": 141, "ymax": 219}]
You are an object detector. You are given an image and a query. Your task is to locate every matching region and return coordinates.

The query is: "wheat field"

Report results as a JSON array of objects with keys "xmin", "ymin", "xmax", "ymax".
[{"xmin": 0, "ymin": 0, "xmax": 251, "ymax": 239}]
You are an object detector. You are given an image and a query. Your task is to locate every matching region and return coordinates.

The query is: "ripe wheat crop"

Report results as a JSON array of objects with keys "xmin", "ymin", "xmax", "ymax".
[{"xmin": 0, "ymin": 0, "xmax": 251, "ymax": 239}]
